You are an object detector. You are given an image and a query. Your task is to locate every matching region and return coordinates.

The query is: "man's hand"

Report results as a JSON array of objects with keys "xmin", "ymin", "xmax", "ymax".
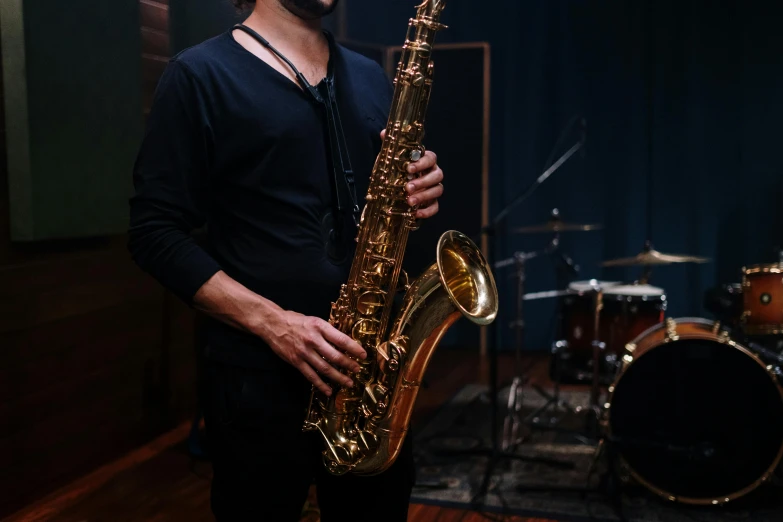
[
  {"xmin": 381, "ymin": 130, "xmax": 444, "ymax": 219},
  {"xmin": 262, "ymin": 310, "xmax": 367, "ymax": 397},
  {"xmin": 193, "ymin": 271, "xmax": 366, "ymax": 398}
]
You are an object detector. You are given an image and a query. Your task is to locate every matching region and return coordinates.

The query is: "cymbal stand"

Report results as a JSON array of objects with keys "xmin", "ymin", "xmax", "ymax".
[
  {"xmin": 586, "ymin": 283, "xmax": 606, "ymax": 438},
  {"xmin": 464, "ymin": 120, "xmax": 583, "ymax": 512},
  {"xmin": 501, "ymin": 238, "xmax": 583, "ymax": 450},
  {"xmin": 499, "ymin": 250, "xmax": 541, "ymax": 451}
]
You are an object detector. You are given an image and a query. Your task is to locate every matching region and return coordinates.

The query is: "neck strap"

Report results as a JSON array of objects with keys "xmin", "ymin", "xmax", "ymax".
[{"xmin": 232, "ymin": 24, "xmax": 360, "ymax": 232}]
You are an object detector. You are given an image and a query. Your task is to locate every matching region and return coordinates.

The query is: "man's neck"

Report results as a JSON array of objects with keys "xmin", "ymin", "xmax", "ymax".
[{"xmin": 246, "ymin": 1, "xmax": 325, "ymax": 54}]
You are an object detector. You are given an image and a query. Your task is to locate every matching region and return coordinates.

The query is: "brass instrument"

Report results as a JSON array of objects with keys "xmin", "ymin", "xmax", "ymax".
[{"xmin": 303, "ymin": 0, "xmax": 498, "ymax": 476}]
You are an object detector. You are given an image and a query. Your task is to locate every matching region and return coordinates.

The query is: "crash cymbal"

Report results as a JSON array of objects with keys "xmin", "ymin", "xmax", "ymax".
[
  {"xmin": 512, "ymin": 221, "xmax": 603, "ymax": 234},
  {"xmin": 512, "ymin": 208, "xmax": 602, "ymax": 235},
  {"xmin": 600, "ymin": 248, "xmax": 710, "ymax": 267}
]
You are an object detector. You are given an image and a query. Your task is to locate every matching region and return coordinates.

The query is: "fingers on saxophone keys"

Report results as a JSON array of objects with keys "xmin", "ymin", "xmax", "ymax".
[
  {"xmin": 322, "ymin": 341, "xmax": 362, "ymax": 375},
  {"xmin": 300, "ymin": 365, "xmax": 332, "ymax": 396},
  {"xmin": 408, "ymin": 183, "xmax": 443, "ymax": 207},
  {"xmin": 416, "ymin": 200, "xmax": 439, "ymax": 219},
  {"xmin": 308, "ymin": 349, "xmax": 354, "ymax": 388},
  {"xmin": 317, "ymin": 319, "xmax": 366, "ymax": 360}
]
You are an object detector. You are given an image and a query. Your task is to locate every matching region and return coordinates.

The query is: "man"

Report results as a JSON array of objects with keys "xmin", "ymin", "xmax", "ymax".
[{"xmin": 128, "ymin": 0, "xmax": 445, "ymax": 520}]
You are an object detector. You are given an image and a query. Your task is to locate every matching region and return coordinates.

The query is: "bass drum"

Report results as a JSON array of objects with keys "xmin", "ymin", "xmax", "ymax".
[{"xmin": 605, "ymin": 317, "xmax": 783, "ymax": 505}]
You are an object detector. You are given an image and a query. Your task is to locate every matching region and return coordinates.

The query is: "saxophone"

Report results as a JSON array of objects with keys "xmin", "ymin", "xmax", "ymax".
[{"xmin": 303, "ymin": 0, "xmax": 498, "ymax": 476}]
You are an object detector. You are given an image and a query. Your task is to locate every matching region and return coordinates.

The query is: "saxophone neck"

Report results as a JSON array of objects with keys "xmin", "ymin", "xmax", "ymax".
[
  {"xmin": 414, "ymin": 1, "xmax": 447, "ymax": 31},
  {"xmin": 416, "ymin": 0, "xmax": 447, "ymax": 21}
]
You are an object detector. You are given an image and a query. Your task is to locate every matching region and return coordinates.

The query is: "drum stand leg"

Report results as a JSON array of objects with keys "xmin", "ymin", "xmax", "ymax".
[
  {"xmin": 585, "ymin": 287, "xmax": 606, "ymax": 438},
  {"xmin": 501, "ymin": 252, "xmax": 583, "ymax": 449},
  {"xmin": 522, "ymin": 340, "xmax": 583, "ymax": 431},
  {"xmin": 501, "ymin": 252, "xmax": 536, "ymax": 451}
]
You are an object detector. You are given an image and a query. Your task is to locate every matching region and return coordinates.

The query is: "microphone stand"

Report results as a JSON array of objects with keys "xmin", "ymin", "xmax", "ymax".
[{"xmin": 462, "ymin": 139, "xmax": 584, "ymax": 510}]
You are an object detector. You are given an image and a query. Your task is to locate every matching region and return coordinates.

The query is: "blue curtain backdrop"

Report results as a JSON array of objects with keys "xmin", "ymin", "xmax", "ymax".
[
  {"xmin": 170, "ymin": 0, "xmax": 783, "ymax": 352},
  {"xmin": 345, "ymin": 0, "xmax": 783, "ymax": 352}
]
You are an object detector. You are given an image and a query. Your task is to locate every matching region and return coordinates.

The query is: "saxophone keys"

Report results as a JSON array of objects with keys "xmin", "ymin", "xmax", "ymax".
[{"xmin": 356, "ymin": 290, "xmax": 386, "ymax": 315}]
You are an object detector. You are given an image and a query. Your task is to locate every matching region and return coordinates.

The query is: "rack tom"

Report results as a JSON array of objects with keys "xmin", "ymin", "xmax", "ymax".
[{"xmin": 742, "ymin": 264, "xmax": 783, "ymax": 335}]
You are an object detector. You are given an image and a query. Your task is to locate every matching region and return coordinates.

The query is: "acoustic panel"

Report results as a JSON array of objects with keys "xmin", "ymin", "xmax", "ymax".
[
  {"xmin": 0, "ymin": 0, "xmax": 143, "ymax": 241},
  {"xmin": 342, "ymin": 40, "xmax": 491, "ymax": 351}
]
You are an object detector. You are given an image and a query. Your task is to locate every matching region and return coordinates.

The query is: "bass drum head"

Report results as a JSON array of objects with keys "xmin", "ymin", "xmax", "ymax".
[{"xmin": 609, "ymin": 330, "xmax": 783, "ymax": 504}]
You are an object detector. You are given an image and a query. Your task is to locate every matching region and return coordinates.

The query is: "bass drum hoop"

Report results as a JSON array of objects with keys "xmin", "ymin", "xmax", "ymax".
[{"xmin": 605, "ymin": 317, "xmax": 783, "ymax": 506}]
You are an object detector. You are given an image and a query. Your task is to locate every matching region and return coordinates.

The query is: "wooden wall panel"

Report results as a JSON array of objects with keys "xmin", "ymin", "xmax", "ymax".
[
  {"xmin": 0, "ymin": 2, "xmax": 198, "ymax": 517},
  {"xmin": 141, "ymin": 0, "xmax": 170, "ymax": 115}
]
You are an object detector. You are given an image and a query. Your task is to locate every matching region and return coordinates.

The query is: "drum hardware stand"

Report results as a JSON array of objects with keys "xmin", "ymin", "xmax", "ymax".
[
  {"xmin": 459, "ymin": 123, "xmax": 584, "ymax": 512},
  {"xmin": 499, "ymin": 249, "xmax": 541, "ymax": 451},
  {"xmin": 500, "ymin": 238, "xmax": 584, "ymax": 449},
  {"xmin": 586, "ymin": 285, "xmax": 606, "ymax": 438},
  {"xmin": 523, "ymin": 244, "xmax": 584, "ymax": 432}
]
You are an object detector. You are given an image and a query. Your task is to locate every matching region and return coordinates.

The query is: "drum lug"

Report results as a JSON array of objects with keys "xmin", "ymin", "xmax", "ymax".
[
  {"xmin": 766, "ymin": 365, "xmax": 783, "ymax": 379},
  {"xmin": 664, "ymin": 317, "xmax": 679, "ymax": 342}
]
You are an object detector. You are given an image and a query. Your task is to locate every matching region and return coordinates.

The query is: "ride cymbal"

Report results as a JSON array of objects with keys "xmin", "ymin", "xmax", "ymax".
[
  {"xmin": 512, "ymin": 221, "xmax": 603, "ymax": 234},
  {"xmin": 601, "ymin": 248, "xmax": 710, "ymax": 267}
]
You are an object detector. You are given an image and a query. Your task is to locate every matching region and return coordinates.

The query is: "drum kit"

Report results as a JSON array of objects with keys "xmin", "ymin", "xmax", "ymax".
[{"xmin": 497, "ymin": 209, "xmax": 783, "ymax": 508}]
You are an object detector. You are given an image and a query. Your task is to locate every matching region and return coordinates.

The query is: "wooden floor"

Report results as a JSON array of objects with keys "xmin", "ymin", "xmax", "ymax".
[{"xmin": 2, "ymin": 349, "xmax": 563, "ymax": 522}]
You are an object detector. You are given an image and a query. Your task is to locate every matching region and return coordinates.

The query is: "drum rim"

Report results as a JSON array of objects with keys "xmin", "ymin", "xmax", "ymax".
[
  {"xmin": 743, "ymin": 263, "xmax": 783, "ymax": 275},
  {"xmin": 567, "ymin": 280, "xmax": 621, "ymax": 293},
  {"xmin": 603, "ymin": 284, "xmax": 666, "ymax": 297},
  {"xmin": 605, "ymin": 317, "xmax": 783, "ymax": 506}
]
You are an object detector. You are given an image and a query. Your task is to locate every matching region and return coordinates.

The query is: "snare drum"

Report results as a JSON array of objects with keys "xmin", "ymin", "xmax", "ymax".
[
  {"xmin": 553, "ymin": 280, "xmax": 620, "ymax": 382},
  {"xmin": 557, "ymin": 280, "xmax": 621, "ymax": 354},
  {"xmin": 553, "ymin": 281, "xmax": 665, "ymax": 383},
  {"xmin": 602, "ymin": 283, "xmax": 666, "ymax": 355},
  {"xmin": 742, "ymin": 264, "xmax": 783, "ymax": 335}
]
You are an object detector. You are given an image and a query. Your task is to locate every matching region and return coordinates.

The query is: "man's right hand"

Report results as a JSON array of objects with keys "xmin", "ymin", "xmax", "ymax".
[
  {"xmin": 260, "ymin": 310, "xmax": 366, "ymax": 397},
  {"xmin": 193, "ymin": 271, "xmax": 366, "ymax": 397}
]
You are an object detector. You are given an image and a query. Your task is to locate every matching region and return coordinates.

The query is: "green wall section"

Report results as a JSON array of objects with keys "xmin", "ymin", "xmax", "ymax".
[{"xmin": 1, "ymin": 0, "xmax": 143, "ymax": 241}]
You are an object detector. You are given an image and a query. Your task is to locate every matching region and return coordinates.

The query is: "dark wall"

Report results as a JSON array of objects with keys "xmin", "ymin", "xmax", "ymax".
[
  {"xmin": 344, "ymin": 0, "xmax": 783, "ymax": 351},
  {"xmin": 2, "ymin": 0, "xmax": 143, "ymax": 241},
  {"xmin": 0, "ymin": 1, "xmax": 198, "ymax": 516}
]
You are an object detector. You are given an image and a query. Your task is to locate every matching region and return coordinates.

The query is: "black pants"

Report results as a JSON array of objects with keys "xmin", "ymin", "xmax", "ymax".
[{"xmin": 202, "ymin": 358, "xmax": 416, "ymax": 522}]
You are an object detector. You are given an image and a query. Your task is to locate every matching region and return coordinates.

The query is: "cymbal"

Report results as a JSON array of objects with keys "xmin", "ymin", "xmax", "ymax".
[
  {"xmin": 512, "ymin": 221, "xmax": 603, "ymax": 234},
  {"xmin": 600, "ymin": 248, "xmax": 711, "ymax": 267}
]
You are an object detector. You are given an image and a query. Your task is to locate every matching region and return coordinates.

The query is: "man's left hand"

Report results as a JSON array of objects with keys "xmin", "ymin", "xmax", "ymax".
[
  {"xmin": 379, "ymin": 130, "xmax": 443, "ymax": 219},
  {"xmin": 405, "ymin": 149, "xmax": 443, "ymax": 219}
]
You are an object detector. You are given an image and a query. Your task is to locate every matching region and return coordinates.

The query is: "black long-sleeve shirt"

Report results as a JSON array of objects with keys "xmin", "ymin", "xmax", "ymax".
[{"xmin": 128, "ymin": 30, "xmax": 392, "ymax": 368}]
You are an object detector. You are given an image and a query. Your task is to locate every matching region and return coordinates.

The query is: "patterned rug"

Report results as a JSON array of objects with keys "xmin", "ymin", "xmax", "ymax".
[{"xmin": 411, "ymin": 384, "xmax": 783, "ymax": 521}]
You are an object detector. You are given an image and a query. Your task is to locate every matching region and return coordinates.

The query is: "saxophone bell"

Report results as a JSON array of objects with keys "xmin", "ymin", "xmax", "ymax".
[{"xmin": 346, "ymin": 230, "xmax": 498, "ymax": 475}]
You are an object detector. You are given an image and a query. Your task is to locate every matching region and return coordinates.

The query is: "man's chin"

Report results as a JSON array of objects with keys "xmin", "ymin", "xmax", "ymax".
[{"xmin": 280, "ymin": 0, "xmax": 338, "ymax": 20}]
